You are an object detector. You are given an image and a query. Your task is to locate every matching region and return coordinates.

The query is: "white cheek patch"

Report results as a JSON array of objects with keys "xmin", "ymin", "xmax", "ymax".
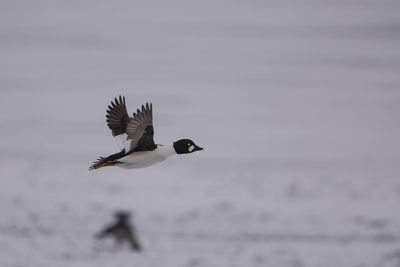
[{"xmin": 188, "ymin": 145, "xmax": 195, "ymax": 152}]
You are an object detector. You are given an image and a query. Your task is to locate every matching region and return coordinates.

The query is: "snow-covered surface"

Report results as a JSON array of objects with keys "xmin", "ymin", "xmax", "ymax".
[{"xmin": 1, "ymin": 1, "xmax": 400, "ymax": 266}]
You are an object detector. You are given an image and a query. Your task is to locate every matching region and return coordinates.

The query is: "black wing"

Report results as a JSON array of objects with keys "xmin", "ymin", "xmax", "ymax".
[
  {"xmin": 105, "ymin": 96, "xmax": 156, "ymax": 152},
  {"xmin": 106, "ymin": 95, "xmax": 129, "ymax": 137},
  {"xmin": 126, "ymin": 103, "xmax": 156, "ymax": 151}
]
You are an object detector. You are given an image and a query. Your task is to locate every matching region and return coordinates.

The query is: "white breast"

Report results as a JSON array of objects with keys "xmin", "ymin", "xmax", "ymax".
[{"xmin": 117, "ymin": 145, "xmax": 176, "ymax": 169}]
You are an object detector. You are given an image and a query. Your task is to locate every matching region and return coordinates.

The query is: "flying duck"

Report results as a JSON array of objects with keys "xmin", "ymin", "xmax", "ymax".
[{"xmin": 89, "ymin": 96, "xmax": 203, "ymax": 170}]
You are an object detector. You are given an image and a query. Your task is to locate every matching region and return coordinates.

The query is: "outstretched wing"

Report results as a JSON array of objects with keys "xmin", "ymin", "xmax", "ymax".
[
  {"xmin": 106, "ymin": 96, "xmax": 129, "ymax": 137},
  {"xmin": 126, "ymin": 103, "xmax": 156, "ymax": 151},
  {"xmin": 105, "ymin": 96, "xmax": 156, "ymax": 152}
]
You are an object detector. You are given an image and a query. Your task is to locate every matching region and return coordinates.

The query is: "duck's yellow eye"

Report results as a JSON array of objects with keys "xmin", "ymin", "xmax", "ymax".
[{"xmin": 187, "ymin": 143, "xmax": 191, "ymax": 147}]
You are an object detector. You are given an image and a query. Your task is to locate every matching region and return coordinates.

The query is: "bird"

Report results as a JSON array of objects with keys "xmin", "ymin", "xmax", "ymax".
[
  {"xmin": 89, "ymin": 95, "xmax": 203, "ymax": 170},
  {"xmin": 96, "ymin": 211, "xmax": 141, "ymax": 251}
]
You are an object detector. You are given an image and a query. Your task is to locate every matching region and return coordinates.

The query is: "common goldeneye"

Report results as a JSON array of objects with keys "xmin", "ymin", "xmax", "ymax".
[{"xmin": 89, "ymin": 96, "xmax": 203, "ymax": 170}]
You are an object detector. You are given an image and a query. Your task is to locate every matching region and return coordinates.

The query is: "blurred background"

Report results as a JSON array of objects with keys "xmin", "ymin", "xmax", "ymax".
[{"xmin": 1, "ymin": 0, "xmax": 400, "ymax": 266}]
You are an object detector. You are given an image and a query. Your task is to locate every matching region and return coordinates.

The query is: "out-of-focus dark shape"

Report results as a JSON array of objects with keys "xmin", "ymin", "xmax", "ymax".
[{"xmin": 96, "ymin": 211, "xmax": 141, "ymax": 251}]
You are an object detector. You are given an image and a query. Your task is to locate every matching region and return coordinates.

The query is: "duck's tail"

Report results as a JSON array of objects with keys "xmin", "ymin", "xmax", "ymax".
[{"xmin": 89, "ymin": 149, "xmax": 126, "ymax": 171}]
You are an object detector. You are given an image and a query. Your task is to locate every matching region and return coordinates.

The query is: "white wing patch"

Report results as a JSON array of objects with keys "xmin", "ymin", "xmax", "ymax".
[{"xmin": 188, "ymin": 145, "xmax": 195, "ymax": 152}]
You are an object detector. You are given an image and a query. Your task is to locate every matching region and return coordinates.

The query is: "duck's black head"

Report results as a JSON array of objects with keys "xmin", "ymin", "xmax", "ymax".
[
  {"xmin": 173, "ymin": 139, "xmax": 203, "ymax": 154},
  {"xmin": 114, "ymin": 211, "xmax": 131, "ymax": 221}
]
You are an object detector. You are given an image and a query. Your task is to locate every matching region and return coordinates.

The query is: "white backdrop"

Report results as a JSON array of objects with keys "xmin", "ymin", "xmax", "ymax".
[{"xmin": 1, "ymin": 1, "xmax": 400, "ymax": 266}]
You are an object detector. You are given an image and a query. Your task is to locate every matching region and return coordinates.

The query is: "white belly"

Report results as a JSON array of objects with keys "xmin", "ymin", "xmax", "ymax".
[{"xmin": 117, "ymin": 145, "xmax": 175, "ymax": 169}]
